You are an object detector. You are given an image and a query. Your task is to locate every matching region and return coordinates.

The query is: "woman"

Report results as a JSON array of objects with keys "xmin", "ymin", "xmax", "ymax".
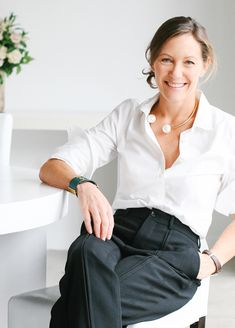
[{"xmin": 40, "ymin": 16, "xmax": 235, "ymax": 327}]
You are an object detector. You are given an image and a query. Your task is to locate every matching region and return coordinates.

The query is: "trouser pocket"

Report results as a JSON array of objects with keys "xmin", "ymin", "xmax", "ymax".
[{"xmin": 157, "ymin": 247, "xmax": 200, "ymax": 281}]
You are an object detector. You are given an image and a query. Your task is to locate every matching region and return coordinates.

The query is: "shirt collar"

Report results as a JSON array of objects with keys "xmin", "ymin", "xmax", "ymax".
[{"xmin": 139, "ymin": 90, "xmax": 214, "ymax": 131}]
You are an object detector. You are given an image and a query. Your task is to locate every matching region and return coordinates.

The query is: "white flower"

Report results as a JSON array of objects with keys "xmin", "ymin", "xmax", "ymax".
[
  {"xmin": 0, "ymin": 21, "xmax": 8, "ymax": 32},
  {"xmin": 0, "ymin": 46, "xmax": 7, "ymax": 60},
  {"xmin": 0, "ymin": 59, "xmax": 3, "ymax": 67},
  {"xmin": 10, "ymin": 32, "xmax": 22, "ymax": 44},
  {"xmin": 0, "ymin": 32, "xmax": 3, "ymax": 41},
  {"xmin": 7, "ymin": 49, "xmax": 23, "ymax": 64}
]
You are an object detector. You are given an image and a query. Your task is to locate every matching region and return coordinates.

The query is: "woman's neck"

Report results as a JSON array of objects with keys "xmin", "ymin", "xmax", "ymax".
[{"xmin": 152, "ymin": 96, "xmax": 197, "ymax": 125}]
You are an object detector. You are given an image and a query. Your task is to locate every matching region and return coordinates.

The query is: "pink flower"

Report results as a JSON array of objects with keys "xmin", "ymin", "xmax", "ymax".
[{"xmin": 10, "ymin": 32, "xmax": 22, "ymax": 44}]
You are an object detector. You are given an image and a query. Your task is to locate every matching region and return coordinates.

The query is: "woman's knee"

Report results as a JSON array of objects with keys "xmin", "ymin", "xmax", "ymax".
[
  {"xmin": 67, "ymin": 233, "xmax": 121, "ymax": 270},
  {"xmin": 68, "ymin": 233, "xmax": 104, "ymax": 260}
]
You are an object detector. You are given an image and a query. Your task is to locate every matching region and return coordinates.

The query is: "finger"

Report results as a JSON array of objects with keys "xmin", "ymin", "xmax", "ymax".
[
  {"xmin": 91, "ymin": 210, "xmax": 101, "ymax": 238},
  {"xmin": 107, "ymin": 209, "xmax": 114, "ymax": 240},
  {"xmin": 83, "ymin": 209, "xmax": 93, "ymax": 234},
  {"xmin": 100, "ymin": 211, "xmax": 109, "ymax": 241}
]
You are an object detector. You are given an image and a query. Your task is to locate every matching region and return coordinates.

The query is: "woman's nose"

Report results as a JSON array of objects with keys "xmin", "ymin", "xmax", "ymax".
[{"xmin": 169, "ymin": 63, "xmax": 183, "ymax": 79}]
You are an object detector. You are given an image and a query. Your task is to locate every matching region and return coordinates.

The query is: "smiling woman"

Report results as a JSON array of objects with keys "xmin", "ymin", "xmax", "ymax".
[
  {"xmin": 39, "ymin": 16, "xmax": 235, "ymax": 328},
  {"xmin": 152, "ymin": 34, "xmax": 207, "ymax": 103},
  {"xmin": 143, "ymin": 16, "xmax": 216, "ymax": 89}
]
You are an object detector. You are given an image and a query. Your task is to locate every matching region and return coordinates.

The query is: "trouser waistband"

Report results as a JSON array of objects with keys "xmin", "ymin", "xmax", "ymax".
[{"xmin": 116, "ymin": 207, "xmax": 200, "ymax": 246}]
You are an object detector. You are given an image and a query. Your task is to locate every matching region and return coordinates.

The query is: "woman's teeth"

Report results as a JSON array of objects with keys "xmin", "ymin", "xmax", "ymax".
[{"xmin": 166, "ymin": 82, "xmax": 185, "ymax": 88}]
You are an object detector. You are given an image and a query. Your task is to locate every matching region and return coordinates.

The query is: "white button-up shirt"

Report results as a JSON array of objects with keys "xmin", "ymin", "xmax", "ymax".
[{"xmin": 51, "ymin": 91, "xmax": 235, "ymax": 238}]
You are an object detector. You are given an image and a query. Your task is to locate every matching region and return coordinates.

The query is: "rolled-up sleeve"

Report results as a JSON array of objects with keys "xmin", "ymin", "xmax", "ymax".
[{"xmin": 50, "ymin": 105, "xmax": 122, "ymax": 178}]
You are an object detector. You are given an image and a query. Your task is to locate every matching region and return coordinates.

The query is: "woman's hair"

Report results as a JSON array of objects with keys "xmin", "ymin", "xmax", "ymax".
[{"xmin": 143, "ymin": 16, "xmax": 217, "ymax": 88}]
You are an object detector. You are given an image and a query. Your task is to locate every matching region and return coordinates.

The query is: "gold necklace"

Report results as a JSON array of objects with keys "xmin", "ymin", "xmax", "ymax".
[{"xmin": 147, "ymin": 100, "xmax": 198, "ymax": 134}]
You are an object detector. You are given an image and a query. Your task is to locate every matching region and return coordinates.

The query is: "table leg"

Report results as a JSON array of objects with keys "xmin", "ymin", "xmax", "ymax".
[{"xmin": 0, "ymin": 228, "xmax": 46, "ymax": 328}]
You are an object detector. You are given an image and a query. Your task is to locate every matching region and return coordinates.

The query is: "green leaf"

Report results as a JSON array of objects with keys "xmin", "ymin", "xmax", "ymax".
[
  {"xmin": 16, "ymin": 65, "xmax": 22, "ymax": 74},
  {"xmin": 3, "ymin": 63, "xmax": 14, "ymax": 76},
  {"xmin": 20, "ymin": 41, "xmax": 27, "ymax": 48},
  {"xmin": 22, "ymin": 55, "xmax": 34, "ymax": 64}
]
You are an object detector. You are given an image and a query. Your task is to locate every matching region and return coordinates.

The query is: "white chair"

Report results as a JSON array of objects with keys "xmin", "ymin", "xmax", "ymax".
[{"xmin": 8, "ymin": 239, "xmax": 209, "ymax": 328}]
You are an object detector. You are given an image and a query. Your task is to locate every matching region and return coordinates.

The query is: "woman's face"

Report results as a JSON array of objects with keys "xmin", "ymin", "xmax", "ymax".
[{"xmin": 152, "ymin": 33, "xmax": 208, "ymax": 104}]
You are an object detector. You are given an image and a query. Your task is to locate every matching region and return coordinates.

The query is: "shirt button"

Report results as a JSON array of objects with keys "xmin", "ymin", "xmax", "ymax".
[{"xmin": 151, "ymin": 210, "xmax": 156, "ymax": 217}]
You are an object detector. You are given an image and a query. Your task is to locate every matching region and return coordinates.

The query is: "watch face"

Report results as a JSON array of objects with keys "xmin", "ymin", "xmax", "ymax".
[
  {"xmin": 69, "ymin": 176, "xmax": 88, "ymax": 191},
  {"xmin": 68, "ymin": 176, "xmax": 97, "ymax": 195}
]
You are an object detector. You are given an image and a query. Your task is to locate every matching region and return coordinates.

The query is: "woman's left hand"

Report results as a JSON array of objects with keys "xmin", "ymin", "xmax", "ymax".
[{"xmin": 196, "ymin": 253, "xmax": 216, "ymax": 280}]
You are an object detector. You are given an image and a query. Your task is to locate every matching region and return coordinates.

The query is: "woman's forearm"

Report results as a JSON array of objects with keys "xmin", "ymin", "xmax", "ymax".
[
  {"xmin": 210, "ymin": 215, "xmax": 235, "ymax": 266},
  {"xmin": 197, "ymin": 216, "xmax": 235, "ymax": 279},
  {"xmin": 39, "ymin": 159, "xmax": 78, "ymax": 190},
  {"xmin": 40, "ymin": 158, "xmax": 114, "ymax": 240}
]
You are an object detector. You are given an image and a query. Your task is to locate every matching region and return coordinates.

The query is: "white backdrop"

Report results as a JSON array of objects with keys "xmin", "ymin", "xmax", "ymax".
[{"xmin": 0, "ymin": 0, "xmax": 234, "ymax": 114}]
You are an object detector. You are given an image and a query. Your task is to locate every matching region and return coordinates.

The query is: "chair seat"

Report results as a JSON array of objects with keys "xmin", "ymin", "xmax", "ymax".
[{"xmin": 8, "ymin": 276, "xmax": 209, "ymax": 328}]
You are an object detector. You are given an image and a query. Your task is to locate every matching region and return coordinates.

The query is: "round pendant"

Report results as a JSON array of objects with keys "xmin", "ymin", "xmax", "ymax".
[
  {"xmin": 147, "ymin": 114, "xmax": 156, "ymax": 123},
  {"xmin": 162, "ymin": 124, "xmax": 171, "ymax": 134}
]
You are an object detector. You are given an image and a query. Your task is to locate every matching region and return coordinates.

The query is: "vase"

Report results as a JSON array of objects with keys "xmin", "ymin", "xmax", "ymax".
[
  {"xmin": 0, "ymin": 81, "xmax": 13, "ymax": 166},
  {"xmin": 0, "ymin": 80, "xmax": 4, "ymax": 113},
  {"xmin": 0, "ymin": 113, "xmax": 13, "ymax": 166}
]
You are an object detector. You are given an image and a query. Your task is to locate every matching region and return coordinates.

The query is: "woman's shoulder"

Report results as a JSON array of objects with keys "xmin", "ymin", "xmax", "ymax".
[
  {"xmin": 113, "ymin": 97, "xmax": 143, "ymax": 114},
  {"xmin": 113, "ymin": 95, "xmax": 156, "ymax": 117},
  {"xmin": 109, "ymin": 97, "xmax": 148, "ymax": 123}
]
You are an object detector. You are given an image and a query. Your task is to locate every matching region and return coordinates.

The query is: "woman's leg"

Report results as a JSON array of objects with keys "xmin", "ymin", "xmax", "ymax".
[
  {"xmin": 50, "ymin": 208, "xmax": 201, "ymax": 327},
  {"xmin": 116, "ymin": 249, "xmax": 199, "ymax": 326},
  {"xmin": 114, "ymin": 208, "xmax": 201, "ymax": 327},
  {"xmin": 50, "ymin": 231, "xmax": 123, "ymax": 328}
]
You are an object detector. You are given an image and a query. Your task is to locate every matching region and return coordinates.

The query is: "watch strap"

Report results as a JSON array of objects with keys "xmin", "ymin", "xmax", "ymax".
[
  {"xmin": 67, "ymin": 176, "xmax": 98, "ymax": 196},
  {"xmin": 202, "ymin": 249, "xmax": 222, "ymax": 274}
]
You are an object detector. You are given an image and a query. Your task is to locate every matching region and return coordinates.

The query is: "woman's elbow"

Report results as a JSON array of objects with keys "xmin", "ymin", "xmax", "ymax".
[{"xmin": 39, "ymin": 159, "xmax": 53, "ymax": 183}]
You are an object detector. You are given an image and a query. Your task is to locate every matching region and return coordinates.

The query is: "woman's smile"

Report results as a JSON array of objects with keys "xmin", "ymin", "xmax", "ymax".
[{"xmin": 165, "ymin": 81, "xmax": 187, "ymax": 89}]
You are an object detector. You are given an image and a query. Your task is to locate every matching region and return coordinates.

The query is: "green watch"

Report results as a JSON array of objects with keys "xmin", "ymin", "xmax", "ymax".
[{"xmin": 67, "ymin": 176, "xmax": 98, "ymax": 196}]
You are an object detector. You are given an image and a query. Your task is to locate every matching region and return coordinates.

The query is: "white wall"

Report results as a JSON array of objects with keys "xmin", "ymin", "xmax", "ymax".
[
  {"xmin": 3, "ymin": 0, "xmax": 235, "ymax": 249},
  {"xmin": 1, "ymin": 0, "xmax": 234, "ymax": 114}
]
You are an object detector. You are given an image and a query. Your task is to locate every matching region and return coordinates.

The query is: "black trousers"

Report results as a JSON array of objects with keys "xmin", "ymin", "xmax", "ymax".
[{"xmin": 50, "ymin": 207, "xmax": 201, "ymax": 328}]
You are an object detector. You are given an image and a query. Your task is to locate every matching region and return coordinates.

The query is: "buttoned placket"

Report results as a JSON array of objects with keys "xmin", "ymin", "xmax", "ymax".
[{"xmin": 143, "ymin": 113, "xmax": 194, "ymax": 174}]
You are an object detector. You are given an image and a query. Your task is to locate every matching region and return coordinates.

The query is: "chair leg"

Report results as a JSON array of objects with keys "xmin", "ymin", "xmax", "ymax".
[{"xmin": 190, "ymin": 316, "xmax": 206, "ymax": 328}]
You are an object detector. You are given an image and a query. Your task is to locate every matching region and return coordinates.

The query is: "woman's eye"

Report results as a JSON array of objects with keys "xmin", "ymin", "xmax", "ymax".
[
  {"xmin": 185, "ymin": 60, "xmax": 195, "ymax": 65},
  {"xmin": 161, "ymin": 58, "xmax": 172, "ymax": 64}
]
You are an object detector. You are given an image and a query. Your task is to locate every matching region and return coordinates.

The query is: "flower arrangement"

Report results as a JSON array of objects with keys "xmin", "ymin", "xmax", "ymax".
[{"xmin": 0, "ymin": 12, "xmax": 33, "ymax": 85}]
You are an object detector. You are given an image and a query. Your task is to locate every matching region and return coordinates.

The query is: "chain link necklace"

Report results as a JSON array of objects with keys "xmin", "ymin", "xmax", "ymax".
[{"xmin": 147, "ymin": 100, "xmax": 198, "ymax": 134}]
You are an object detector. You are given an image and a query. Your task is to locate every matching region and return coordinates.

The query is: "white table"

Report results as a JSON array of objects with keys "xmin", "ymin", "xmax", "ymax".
[{"xmin": 0, "ymin": 166, "xmax": 68, "ymax": 328}]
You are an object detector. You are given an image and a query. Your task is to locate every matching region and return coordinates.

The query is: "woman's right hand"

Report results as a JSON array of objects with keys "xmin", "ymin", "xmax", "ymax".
[{"xmin": 77, "ymin": 182, "xmax": 114, "ymax": 241}]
